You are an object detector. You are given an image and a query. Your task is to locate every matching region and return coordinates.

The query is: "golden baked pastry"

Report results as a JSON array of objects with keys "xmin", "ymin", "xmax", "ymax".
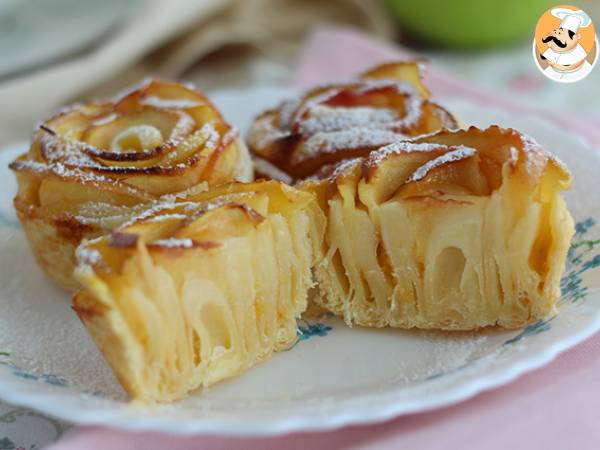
[
  {"xmin": 248, "ymin": 62, "xmax": 457, "ymax": 182},
  {"xmin": 301, "ymin": 126, "xmax": 574, "ymax": 330},
  {"xmin": 73, "ymin": 180, "xmax": 324, "ymax": 402},
  {"xmin": 10, "ymin": 80, "xmax": 253, "ymax": 290}
]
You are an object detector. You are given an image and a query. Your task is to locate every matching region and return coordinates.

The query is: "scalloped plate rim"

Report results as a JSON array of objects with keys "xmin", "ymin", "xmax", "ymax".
[{"xmin": 2, "ymin": 304, "xmax": 600, "ymax": 436}]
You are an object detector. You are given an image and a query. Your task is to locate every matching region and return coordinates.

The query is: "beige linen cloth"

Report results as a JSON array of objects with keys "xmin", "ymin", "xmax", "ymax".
[{"xmin": 0, "ymin": 0, "xmax": 391, "ymax": 146}]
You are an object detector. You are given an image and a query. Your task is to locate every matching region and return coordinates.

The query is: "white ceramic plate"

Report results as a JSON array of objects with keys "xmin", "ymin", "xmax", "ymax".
[{"xmin": 1, "ymin": 88, "xmax": 599, "ymax": 436}]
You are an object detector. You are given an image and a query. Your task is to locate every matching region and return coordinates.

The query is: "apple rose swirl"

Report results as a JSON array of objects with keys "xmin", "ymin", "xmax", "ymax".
[
  {"xmin": 9, "ymin": 79, "xmax": 253, "ymax": 290},
  {"xmin": 248, "ymin": 61, "xmax": 458, "ymax": 183},
  {"xmin": 73, "ymin": 180, "xmax": 324, "ymax": 402},
  {"xmin": 301, "ymin": 126, "xmax": 574, "ymax": 330}
]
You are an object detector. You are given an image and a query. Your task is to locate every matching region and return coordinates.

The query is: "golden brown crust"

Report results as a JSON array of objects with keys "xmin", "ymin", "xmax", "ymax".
[
  {"xmin": 10, "ymin": 79, "xmax": 253, "ymax": 290},
  {"xmin": 248, "ymin": 62, "xmax": 458, "ymax": 182}
]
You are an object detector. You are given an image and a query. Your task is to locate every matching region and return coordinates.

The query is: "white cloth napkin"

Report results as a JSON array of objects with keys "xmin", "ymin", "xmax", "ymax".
[{"xmin": 0, "ymin": 0, "xmax": 390, "ymax": 146}]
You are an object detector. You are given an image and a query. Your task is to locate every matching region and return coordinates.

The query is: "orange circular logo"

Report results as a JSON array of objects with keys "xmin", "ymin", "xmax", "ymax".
[{"xmin": 533, "ymin": 4, "xmax": 597, "ymax": 83}]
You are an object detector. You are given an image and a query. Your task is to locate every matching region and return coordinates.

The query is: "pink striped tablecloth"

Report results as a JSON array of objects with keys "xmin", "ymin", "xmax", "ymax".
[{"xmin": 48, "ymin": 27, "xmax": 600, "ymax": 450}]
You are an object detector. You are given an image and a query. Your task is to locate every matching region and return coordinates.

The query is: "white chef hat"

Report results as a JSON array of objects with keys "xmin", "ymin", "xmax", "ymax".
[{"xmin": 551, "ymin": 8, "xmax": 592, "ymax": 33}]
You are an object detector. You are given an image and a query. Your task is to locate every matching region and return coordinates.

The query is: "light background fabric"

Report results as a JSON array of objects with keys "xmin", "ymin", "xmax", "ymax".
[{"xmin": 0, "ymin": 0, "xmax": 391, "ymax": 145}]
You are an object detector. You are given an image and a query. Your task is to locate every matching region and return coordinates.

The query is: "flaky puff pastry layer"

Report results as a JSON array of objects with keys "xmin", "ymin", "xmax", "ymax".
[
  {"xmin": 301, "ymin": 126, "xmax": 574, "ymax": 330},
  {"xmin": 10, "ymin": 80, "xmax": 253, "ymax": 290},
  {"xmin": 73, "ymin": 181, "xmax": 325, "ymax": 403},
  {"xmin": 248, "ymin": 61, "xmax": 457, "ymax": 183}
]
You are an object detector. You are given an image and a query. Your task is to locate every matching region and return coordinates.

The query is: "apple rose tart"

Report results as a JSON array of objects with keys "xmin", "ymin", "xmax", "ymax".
[
  {"xmin": 248, "ymin": 61, "xmax": 457, "ymax": 182},
  {"xmin": 301, "ymin": 126, "xmax": 574, "ymax": 330},
  {"xmin": 73, "ymin": 180, "xmax": 324, "ymax": 402},
  {"xmin": 10, "ymin": 80, "xmax": 252, "ymax": 290}
]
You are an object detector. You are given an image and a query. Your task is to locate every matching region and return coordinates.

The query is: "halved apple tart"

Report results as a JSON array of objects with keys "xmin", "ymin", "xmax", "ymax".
[
  {"xmin": 10, "ymin": 80, "xmax": 252, "ymax": 289},
  {"xmin": 301, "ymin": 126, "xmax": 574, "ymax": 330},
  {"xmin": 248, "ymin": 61, "xmax": 457, "ymax": 182},
  {"xmin": 73, "ymin": 180, "xmax": 324, "ymax": 402}
]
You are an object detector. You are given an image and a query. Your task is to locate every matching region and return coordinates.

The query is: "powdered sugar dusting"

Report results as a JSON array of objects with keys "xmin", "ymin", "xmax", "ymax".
[
  {"xmin": 11, "ymin": 160, "xmax": 145, "ymax": 198},
  {"xmin": 167, "ymin": 111, "xmax": 196, "ymax": 141},
  {"xmin": 304, "ymin": 157, "xmax": 363, "ymax": 182},
  {"xmin": 295, "ymin": 80, "xmax": 423, "ymax": 137},
  {"xmin": 141, "ymin": 96, "xmax": 201, "ymax": 109},
  {"xmin": 333, "ymin": 157, "xmax": 362, "ymax": 176},
  {"xmin": 40, "ymin": 132, "xmax": 97, "ymax": 167},
  {"xmin": 75, "ymin": 246, "xmax": 102, "ymax": 266},
  {"xmin": 0, "ymin": 232, "xmax": 127, "ymax": 399},
  {"xmin": 144, "ymin": 213, "xmax": 188, "ymax": 223},
  {"xmin": 390, "ymin": 332, "xmax": 490, "ymax": 384},
  {"xmin": 297, "ymin": 129, "xmax": 405, "ymax": 164},
  {"xmin": 22, "ymin": 83, "xmax": 229, "ymax": 180},
  {"xmin": 282, "ymin": 86, "xmax": 341, "ymax": 129},
  {"xmin": 252, "ymin": 78, "xmax": 428, "ymax": 165},
  {"xmin": 117, "ymin": 200, "xmax": 201, "ymax": 229},
  {"xmin": 34, "ymin": 114, "xmax": 221, "ymax": 173},
  {"xmin": 299, "ymin": 106, "xmax": 399, "ymax": 135},
  {"xmin": 164, "ymin": 122, "xmax": 220, "ymax": 164},
  {"xmin": 354, "ymin": 80, "xmax": 423, "ymax": 132},
  {"xmin": 152, "ymin": 238, "xmax": 195, "ymax": 249},
  {"xmin": 158, "ymin": 182, "xmax": 209, "ymax": 203},
  {"xmin": 367, "ymin": 141, "xmax": 446, "ymax": 168},
  {"xmin": 519, "ymin": 130, "xmax": 570, "ymax": 176},
  {"xmin": 201, "ymin": 122, "xmax": 220, "ymax": 150},
  {"xmin": 355, "ymin": 79, "xmax": 418, "ymax": 96},
  {"xmin": 406, "ymin": 146, "xmax": 476, "ymax": 183}
]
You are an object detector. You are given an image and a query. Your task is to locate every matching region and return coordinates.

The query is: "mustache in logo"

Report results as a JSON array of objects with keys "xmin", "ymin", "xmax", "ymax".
[{"xmin": 542, "ymin": 35, "xmax": 567, "ymax": 48}]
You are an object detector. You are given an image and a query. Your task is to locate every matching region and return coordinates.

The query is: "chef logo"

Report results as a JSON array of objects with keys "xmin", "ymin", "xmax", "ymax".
[{"xmin": 533, "ymin": 5, "xmax": 597, "ymax": 83}]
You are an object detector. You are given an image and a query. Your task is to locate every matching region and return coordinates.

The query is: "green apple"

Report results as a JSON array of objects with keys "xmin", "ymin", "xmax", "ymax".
[{"xmin": 386, "ymin": 0, "xmax": 555, "ymax": 48}]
